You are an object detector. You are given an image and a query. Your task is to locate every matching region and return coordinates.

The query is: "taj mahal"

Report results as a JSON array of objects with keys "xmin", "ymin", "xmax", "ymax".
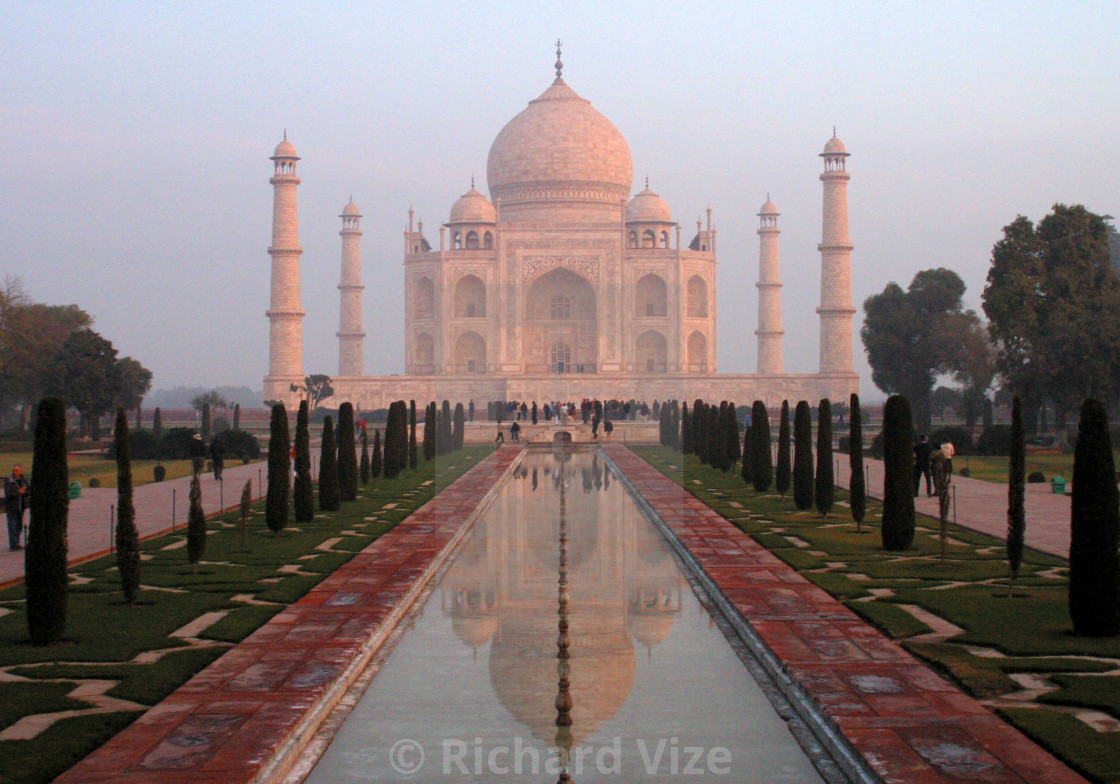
[{"xmin": 263, "ymin": 46, "xmax": 858, "ymax": 410}]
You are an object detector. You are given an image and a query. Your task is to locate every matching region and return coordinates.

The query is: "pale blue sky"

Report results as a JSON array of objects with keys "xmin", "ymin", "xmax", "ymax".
[{"xmin": 3, "ymin": 1, "xmax": 1118, "ymax": 397}]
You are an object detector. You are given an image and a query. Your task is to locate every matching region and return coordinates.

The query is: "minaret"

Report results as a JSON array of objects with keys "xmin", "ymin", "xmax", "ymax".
[
  {"xmin": 337, "ymin": 198, "xmax": 365, "ymax": 376},
  {"xmin": 817, "ymin": 130, "xmax": 856, "ymax": 375},
  {"xmin": 265, "ymin": 133, "xmax": 305, "ymax": 399},
  {"xmin": 755, "ymin": 197, "xmax": 783, "ymax": 374}
]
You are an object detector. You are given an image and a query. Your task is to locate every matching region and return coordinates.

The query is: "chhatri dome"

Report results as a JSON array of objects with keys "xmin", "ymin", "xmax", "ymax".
[
  {"xmin": 486, "ymin": 43, "xmax": 632, "ymax": 218},
  {"xmin": 272, "ymin": 133, "xmax": 297, "ymax": 159},
  {"xmin": 448, "ymin": 181, "xmax": 497, "ymax": 224},
  {"xmin": 626, "ymin": 180, "xmax": 673, "ymax": 223}
]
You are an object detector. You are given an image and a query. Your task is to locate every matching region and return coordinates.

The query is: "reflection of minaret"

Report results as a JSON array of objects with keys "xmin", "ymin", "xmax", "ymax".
[
  {"xmin": 817, "ymin": 130, "xmax": 856, "ymax": 375},
  {"xmin": 337, "ymin": 199, "xmax": 365, "ymax": 376},
  {"xmin": 755, "ymin": 197, "xmax": 783, "ymax": 374},
  {"xmin": 265, "ymin": 133, "xmax": 305, "ymax": 394}
]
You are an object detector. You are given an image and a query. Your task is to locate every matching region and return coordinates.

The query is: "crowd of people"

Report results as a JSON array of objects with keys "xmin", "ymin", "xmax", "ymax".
[
  {"xmin": 490, "ymin": 398, "xmax": 661, "ymax": 443},
  {"xmin": 913, "ymin": 434, "xmax": 955, "ymax": 497}
]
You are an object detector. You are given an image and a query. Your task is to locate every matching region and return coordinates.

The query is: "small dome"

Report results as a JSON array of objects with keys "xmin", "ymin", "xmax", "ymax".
[
  {"xmin": 342, "ymin": 200, "xmax": 361, "ymax": 217},
  {"xmin": 449, "ymin": 187, "xmax": 496, "ymax": 224},
  {"xmin": 626, "ymin": 186, "xmax": 673, "ymax": 223},
  {"xmin": 822, "ymin": 133, "xmax": 848, "ymax": 155},
  {"xmin": 272, "ymin": 136, "xmax": 298, "ymax": 158},
  {"xmin": 758, "ymin": 199, "xmax": 778, "ymax": 216}
]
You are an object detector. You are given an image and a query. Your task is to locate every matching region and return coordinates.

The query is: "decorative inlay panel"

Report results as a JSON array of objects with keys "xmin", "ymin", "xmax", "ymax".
[{"xmin": 523, "ymin": 255, "xmax": 598, "ymax": 282}]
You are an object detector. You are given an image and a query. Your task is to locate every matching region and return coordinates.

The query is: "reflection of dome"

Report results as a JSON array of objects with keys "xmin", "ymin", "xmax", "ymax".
[
  {"xmin": 490, "ymin": 616, "xmax": 635, "ymax": 746},
  {"xmin": 449, "ymin": 187, "xmax": 496, "ymax": 224},
  {"xmin": 486, "ymin": 77, "xmax": 633, "ymax": 209},
  {"xmin": 626, "ymin": 186, "xmax": 672, "ymax": 223},
  {"xmin": 628, "ymin": 612, "xmax": 676, "ymax": 649},
  {"xmin": 452, "ymin": 612, "xmax": 497, "ymax": 648}
]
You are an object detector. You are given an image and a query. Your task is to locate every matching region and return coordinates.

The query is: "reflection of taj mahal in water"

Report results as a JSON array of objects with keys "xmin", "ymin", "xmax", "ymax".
[{"xmin": 264, "ymin": 46, "xmax": 858, "ymax": 409}]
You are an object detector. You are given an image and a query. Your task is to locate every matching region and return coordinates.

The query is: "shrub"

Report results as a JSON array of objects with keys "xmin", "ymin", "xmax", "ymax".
[
  {"xmin": 870, "ymin": 431, "xmax": 884, "ymax": 459},
  {"xmin": 153, "ymin": 464, "xmax": 166, "ymax": 482},
  {"xmin": 26, "ymin": 396, "xmax": 69, "ymax": 646},
  {"xmin": 975, "ymin": 424, "xmax": 1013, "ymax": 456},
  {"xmin": 187, "ymin": 474, "xmax": 205, "ymax": 570},
  {"xmin": 319, "ymin": 415, "xmax": 340, "ymax": 512},
  {"xmin": 881, "ymin": 395, "xmax": 915, "ymax": 551},
  {"xmin": 1069, "ymin": 398, "xmax": 1120, "ymax": 636},
  {"xmin": 157, "ymin": 427, "xmax": 200, "ymax": 460},
  {"xmin": 383, "ymin": 402, "xmax": 407, "ymax": 479},
  {"xmin": 88, "ymin": 477, "xmax": 101, "ymax": 488},
  {"xmin": 837, "ymin": 435, "xmax": 850, "ymax": 454},
  {"xmin": 725, "ymin": 400, "xmax": 741, "ymax": 469},
  {"xmin": 1027, "ymin": 471, "xmax": 1046, "ymax": 483},
  {"xmin": 213, "ymin": 429, "xmax": 261, "ymax": 460},
  {"xmin": 930, "ymin": 425, "xmax": 973, "ymax": 455},
  {"xmin": 1007, "ymin": 396, "xmax": 1026, "ymax": 594}
]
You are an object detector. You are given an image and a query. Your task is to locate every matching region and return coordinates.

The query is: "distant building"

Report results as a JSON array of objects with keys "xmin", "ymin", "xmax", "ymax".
[{"xmin": 264, "ymin": 47, "xmax": 858, "ymax": 409}]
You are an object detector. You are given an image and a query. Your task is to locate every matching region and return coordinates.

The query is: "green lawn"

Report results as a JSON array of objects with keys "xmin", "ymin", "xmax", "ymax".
[
  {"xmin": 0, "ymin": 451, "xmax": 245, "ymax": 489},
  {"xmin": 955, "ymin": 450, "xmax": 1120, "ymax": 484},
  {"xmin": 633, "ymin": 445, "xmax": 1120, "ymax": 784},
  {"xmin": 0, "ymin": 445, "xmax": 494, "ymax": 784}
]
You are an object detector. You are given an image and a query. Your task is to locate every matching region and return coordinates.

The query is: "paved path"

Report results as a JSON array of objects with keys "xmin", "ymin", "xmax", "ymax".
[
  {"xmin": 1, "ymin": 460, "xmax": 271, "ymax": 589},
  {"xmin": 835, "ymin": 455, "xmax": 1073, "ymax": 559}
]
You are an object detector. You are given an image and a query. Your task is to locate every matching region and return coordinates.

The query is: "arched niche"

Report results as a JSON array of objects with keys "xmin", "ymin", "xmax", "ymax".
[
  {"xmin": 454, "ymin": 331, "xmax": 486, "ymax": 373},
  {"xmin": 636, "ymin": 330, "xmax": 668, "ymax": 373},
  {"xmin": 687, "ymin": 330, "xmax": 708, "ymax": 372},
  {"xmin": 635, "ymin": 273, "xmax": 667, "ymax": 318},
  {"xmin": 687, "ymin": 275, "xmax": 708, "ymax": 318},
  {"xmin": 414, "ymin": 276, "xmax": 435, "ymax": 319},
  {"xmin": 415, "ymin": 332, "xmax": 435, "ymax": 374},
  {"xmin": 454, "ymin": 274, "xmax": 486, "ymax": 318}
]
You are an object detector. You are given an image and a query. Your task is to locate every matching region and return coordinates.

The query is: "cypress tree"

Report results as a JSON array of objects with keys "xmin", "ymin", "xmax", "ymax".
[
  {"xmin": 681, "ymin": 402, "xmax": 692, "ymax": 454},
  {"xmin": 708, "ymin": 405, "xmax": 721, "ymax": 467},
  {"xmin": 881, "ymin": 395, "xmax": 915, "ymax": 551},
  {"xmin": 338, "ymin": 402, "xmax": 358, "ymax": 502},
  {"xmin": 383, "ymin": 402, "xmax": 405, "ymax": 479},
  {"xmin": 422, "ymin": 402, "xmax": 435, "ymax": 461},
  {"xmin": 233, "ymin": 403, "xmax": 241, "ymax": 430},
  {"xmin": 712, "ymin": 402, "xmax": 729, "ymax": 471},
  {"xmin": 265, "ymin": 403, "xmax": 289, "ymax": 536},
  {"xmin": 793, "ymin": 401, "xmax": 814, "ymax": 510},
  {"xmin": 26, "ymin": 396, "xmax": 68, "ymax": 645},
  {"xmin": 775, "ymin": 400, "xmax": 791, "ymax": 497},
  {"xmin": 371, "ymin": 428, "xmax": 383, "ymax": 478},
  {"xmin": 1069, "ymin": 398, "xmax": 1120, "ymax": 636},
  {"xmin": 671, "ymin": 401, "xmax": 681, "ymax": 451},
  {"xmin": 201, "ymin": 402, "xmax": 212, "ymax": 440},
  {"xmin": 1006, "ymin": 395, "xmax": 1026, "ymax": 595},
  {"xmin": 319, "ymin": 416, "xmax": 340, "ymax": 511},
  {"xmin": 741, "ymin": 414, "xmax": 753, "ymax": 484},
  {"xmin": 752, "ymin": 401, "xmax": 773, "ymax": 492},
  {"xmin": 849, "ymin": 393, "xmax": 866, "ymax": 531},
  {"xmin": 692, "ymin": 399, "xmax": 705, "ymax": 458},
  {"xmin": 239, "ymin": 479, "xmax": 252, "ymax": 550},
  {"xmin": 293, "ymin": 401, "xmax": 313, "ymax": 523},
  {"xmin": 726, "ymin": 401, "xmax": 741, "ymax": 468},
  {"xmin": 187, "ymin": 474, "xmax": 206, "ymax": 571},
  {"xmin": 815, "ymin": 399, "xmax": 834, "ymax": 516},
  {"xmin": 454, "ymin": 403, "xmax": 465, "ymax": 449},
  {"xmin": 439, "ymin": 400, "xmax": 453, "ymax": 456},
  {"xmin": 114, "ymin": 408, "xmax": 139, "ymax": 606},
  {"xmin": 408, "ymin": 400, "xmax": 418, "ymax": 470},
  {"xmin": 153, "ymin": 407, "xmax": 162, "ymax": 438},
  {"xmin": 360, "ymin": 428, "xmax": 370, "ymax": 486}
]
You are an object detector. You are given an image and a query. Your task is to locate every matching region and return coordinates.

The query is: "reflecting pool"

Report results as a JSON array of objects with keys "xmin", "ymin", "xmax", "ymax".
[{"xmin": 303, "ymin": 449, "xmax": 824, "ymax": 782}]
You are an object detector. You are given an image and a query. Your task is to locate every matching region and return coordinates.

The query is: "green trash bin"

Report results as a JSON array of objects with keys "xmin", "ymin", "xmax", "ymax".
[
  {"xmin": 68, "ymin": 481, "xmax": 82, "ymax": 500},
  {"xmin": 1051, "ymin": 476, "xmax": 1067, "ymax": 495}
]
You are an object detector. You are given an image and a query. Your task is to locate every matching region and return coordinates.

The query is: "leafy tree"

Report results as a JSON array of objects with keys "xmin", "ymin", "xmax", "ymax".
[
  {"xmin": 792, "ymin": 401, "xmax": 814, "ymax": 510},
  {"xmin": 984, "ymin": 205, "xmax": 1120, "ymax": 426},
  {"xmin": 200, "ymin": 402, "xmax": 212, "ymax": 440},
  {"xmin": 319, "ymin": 416, "xmax": 340, "ymax": 511},
  {"xmin": 187, "ymin": 474, "xmax": 206, "ymax": 571},
  {"xmin": 751, "ymin": 401, "xmax": 772, "ymax": 492},
  {"xmin": 408, "ymin": 400, "xmax": 418, "ymax": 470},
  {"xmin": 1007, "ymin": 395, "xmax": 1026, "ymax": 596},
  {"xmin": 265, "ymin": 403, "xmax": 289, "ymax": 536},
  {"xmin": 26, "ymin": 396, "xmax": 69, "ymax": 645},
  {"xmin": 190, "ymin": 390, "xmax": 229, "ymax": 411},
  {"xmin": 815, "ymin": 399, "xmax": 834, "ymax": 516},
  {"xmin": 862, "ymin": 268, "xmax": 985, "ymax": 432},
  {"xmin": 293, "ymin": 401, "xmax": 313, "ymax": 522},
  {"xmin": 1069, "ymin": 399, "xmax": 1120, "ymax": 636},
  {"xmin": 338, "ymin": 402, "xmax": 358, "ymax": 502},
  {"xmin": 881, "ymin": 395, "xmax": 915, "ymax": 551},
  {"xmin": 114, "ymin": 408, "xmax": 139, "ymax": 606},
  {"xmin": 930, "ymin": 386, "xmax": 963, "ymax": 421},
  {"xmin": 290, "ymin": 374, "xmax": 334, "ymax": 412},
  {"xmin": 775, "ymin": 401, "xmax": 791, "ymax": 498},
  {"xmin": 848, "ymin": 393, "xmax": 866, "ymax": 531},
  {"xmin": 371, "ymin": 428, "xmax": 383, "ymax": 479},
  {"xmin": 360, "ymin": 428, "xmax": 370, "ymax": 486}
]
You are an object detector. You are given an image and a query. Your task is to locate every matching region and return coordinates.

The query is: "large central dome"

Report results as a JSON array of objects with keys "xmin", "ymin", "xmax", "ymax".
[{"xmin": 486, "ymin": 76, "xmax": 633, "ymax": 219}]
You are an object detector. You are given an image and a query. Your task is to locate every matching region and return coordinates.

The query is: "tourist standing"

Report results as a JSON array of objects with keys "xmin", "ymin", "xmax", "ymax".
[
  {"xmin": 495, "ymin": 424, "xmax": 505, "ymax": 444},
  {"xmin": 5, "ymin": 465, "xmax": 29, "ymax": 551},
  {"xmin": 913, "ymin": 435, "xmax": 933, "ymax": 497},
  {"xmin": 603, "ymin": 419, "xmax": 614, "ymax": 441},
  {"xmin": 189, "ymin": 433, "xmax": 207, "ymax": 476},
  {"xmin": 511, "ymin": 421, "xmax": 521, "ymax": 443}
]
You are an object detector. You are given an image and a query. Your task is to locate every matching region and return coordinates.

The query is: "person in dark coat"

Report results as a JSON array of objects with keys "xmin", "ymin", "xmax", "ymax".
[
  {"xmin": 913, "ymin": 434, "xmax": 933, "ymax": 497},
  {"xmin": 5, "ymin": 465, "xmax": 29, "ymax": 550},
  {"xmin": 189, "ymin": 433, "xmax": 207, "ymax": 476},
  {"xmin": 209, "ymin": 436, "xmax": 225, "ymax": 481}
]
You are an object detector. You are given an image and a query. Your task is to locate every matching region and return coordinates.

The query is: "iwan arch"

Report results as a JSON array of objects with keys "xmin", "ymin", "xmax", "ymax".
[{"xmin": 264, "ymin": 48, "xmax": 858, "ymax": 409}]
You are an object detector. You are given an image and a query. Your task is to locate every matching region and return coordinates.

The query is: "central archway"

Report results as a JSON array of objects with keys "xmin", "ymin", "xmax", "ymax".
[{"xmin": 524, "ymin": 267, "xmax": 597, "ymax": 374}]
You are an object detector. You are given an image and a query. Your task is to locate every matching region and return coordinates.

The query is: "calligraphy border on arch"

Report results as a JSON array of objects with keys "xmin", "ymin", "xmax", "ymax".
[{"xmin": 522, "ymin": 255, "xmax": 599, "ymax": 282}]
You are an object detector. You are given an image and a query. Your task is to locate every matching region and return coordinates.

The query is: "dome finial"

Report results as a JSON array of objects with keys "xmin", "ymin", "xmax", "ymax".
[
  {"xmin": 471, "ymin": 174, "xmax": 475, "ymax": 189},
  {"xmin": 832, "ymin": 126, "xmax": 837, "ymax": 137},
  {"xmin": 555, "ymin": 38, "xmax": 563, "ymax": 79},
  {"xmin": 645, "ymin": 175, "xmax": 649, "ymax": 189},
  {"xmin": 283, "ymin": 129, "xmax": 287, "ymax": 141}
]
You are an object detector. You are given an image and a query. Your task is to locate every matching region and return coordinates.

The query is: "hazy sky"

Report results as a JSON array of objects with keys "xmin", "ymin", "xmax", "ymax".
[{"xmin": 3, "ymin": 1, "xmax": 1118, "ymax": 398}]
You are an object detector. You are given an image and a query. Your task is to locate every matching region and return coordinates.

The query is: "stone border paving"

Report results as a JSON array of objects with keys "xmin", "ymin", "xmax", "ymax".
[
  {"xmin": 603, "ymin": 444, "xmax": 1089, "ymax": 784},
  {"xmin": 53, "ymin": 446, "xmax": 523, "ymax": 784}
]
